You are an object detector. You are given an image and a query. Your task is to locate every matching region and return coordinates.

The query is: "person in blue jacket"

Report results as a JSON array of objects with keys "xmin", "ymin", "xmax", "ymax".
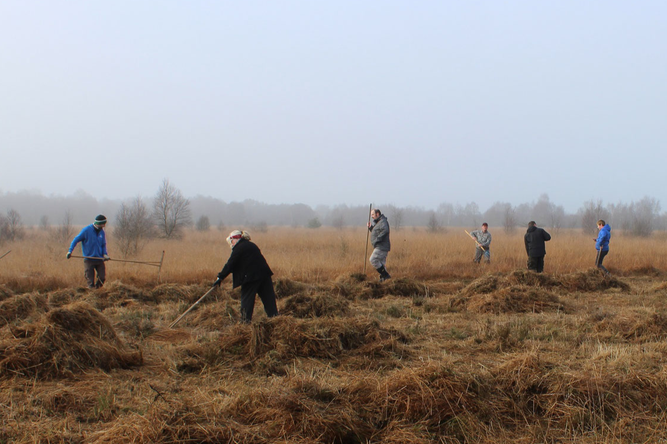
[
  {"xmin": 594, "ymin": 219, "xmax": 611, "ymax": 275},
  {"xmin": 67, "ymin": 215, "xmax": 110, "ymax": 288}
]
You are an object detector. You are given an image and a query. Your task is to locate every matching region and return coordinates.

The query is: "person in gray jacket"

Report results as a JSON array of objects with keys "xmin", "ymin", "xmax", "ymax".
[
  {"xmin": 367, "ymin": 208, "xmax": 391, "ymax": 281},
  {"xmin": 470, "ymin": 223, "xmax": 492, "ymax": 264}
]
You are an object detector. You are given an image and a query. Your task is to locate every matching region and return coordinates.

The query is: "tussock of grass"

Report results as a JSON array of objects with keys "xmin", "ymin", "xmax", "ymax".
[
  {"xmin": 592, "ymin": 309, "xmax": 667, "ymax": 342},
  {"xmin": 467, "ymin": 286, "xmax": 565, "ymax": 314},
  {"xmin": 505, "ymin": 269, "xmax": 561, "ymax": 288},
  {"xmin": 560, "ymin": 268, "xmax": 631, "ymax": 292},
  {"xmin": 654, "ymin": 281, "xmax": 667, "ymax": 292},
  {"xmin": 282, "ymin": 293, "xmax": 350, "ymax": 318},
  {"xmin": 461, "ymin": 269, "xmax": 631, "ymax": 298},
  {"xmin": 274, "ymin": 278, "xmax": 308, "ymax": 298},
  {"xmin": 182, "ymin": 316, "xmax": 412, "ymax": 375},
  {"xmin": 0, "ymin": 292, "xmax": 48, "ymax": 327},
  {"xmin": 0, "ymin": 302, "xmax": 142, "ymax": 379},
  {"xmin": 149, "ymin": 282, "xmax": 204, "ymax": 302},
  {"xmin": 0, "ymin": 285, "xmax": 15, "ymax": 302}
]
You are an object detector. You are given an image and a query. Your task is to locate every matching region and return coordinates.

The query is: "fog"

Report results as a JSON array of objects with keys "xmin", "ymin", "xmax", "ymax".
[{"xmin": 2, "ymin": 3, "xmax": 666, "ymax": 213}]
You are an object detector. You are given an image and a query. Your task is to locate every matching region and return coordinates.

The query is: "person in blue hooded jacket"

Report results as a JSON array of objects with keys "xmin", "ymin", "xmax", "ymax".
[
  {"xmin": 594, "ymin": 219, "xmax": 611, "ymax": 275},
  {"xmin": 66, "ymin": 215, "xmax": 110, "ymax": 288}
]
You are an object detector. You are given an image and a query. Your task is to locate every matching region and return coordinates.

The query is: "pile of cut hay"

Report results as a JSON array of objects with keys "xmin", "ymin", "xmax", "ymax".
[
  {"xmin": 0, "ymin": 293, "xmax": 48, "ymax": 327},
  {"xmin": 0, "ymin": 301, "xmax": 142, "ymax": 379},
  {"xmin": 560, "ymin": 269, "xmax": 631, "ymax": 292},
  {"xmin": 331, "ymin": 275, "xmax": 430, "ymax": 300},
  {"xmin": 281, "ymin": 293, "xmax": 350, "ymax": 318},
  {"xmin": 592, "ymin": 309, "xmax": 667, "ymax": 342},
  {"xmin": 173, "ymin": 316, "xmax": 411, "ymax": 374},
  {"xmin": 149, "ymin": 283, "xmax": 208, "ymax": 303},
  {"xmin": 274, "ymin": 278, "xmax": 309, "ymax": 298},
  {"xmin": 467, "ymin": 286, "xmax": 565, "ymax": 314},
  {"xmin": 461, "ymin": 269, "xmax": 631, "ymax": 297}
]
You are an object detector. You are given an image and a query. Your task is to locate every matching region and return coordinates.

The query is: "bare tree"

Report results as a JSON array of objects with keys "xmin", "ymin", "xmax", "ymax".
[
  {"xmin": 5, "ymin": 209, "xmax": 25, "ymax": 241},
  {"xmin": 580, "ymin": 200, "xmax": 610, "ymax": 235},
  {"xmin": 0, "ymin": 216, "xmax": 7, "ymax": 245},
  {"xmin": 549, "ymin": 205, "xmax": 565, "ymax": 233},
  {"xmin": 153, "ymin": 179, "xmax": 192, "ymax": 239},
  {"xmin": 630, "ymin": 196, "xmax": 660, "ymax": 237},
  {"xmin": 52, "ymin": 210, "xmax": 75, "ymax": 244},
  {"xmin": 503, "ymin": 205, "xmax": 517, "ymax": 234},
  {"xmin": 39, "ymin": 215, "xmax": 50, "ymax": 230},
  {"xmin": 437, "ymin": 203, "xmax": 455, "ymax": 227},
  {"xmin": 196, "ymin": 215, "xmax": 211, "ymax": 232},
  {"xmin": 116, "ymin": 197, "xmax": 155, "ymax": 256},
  {"xmin": 426, "ymin": 211, "xmax": 441, "ymax": 233},
  {"xmin": 387, "ymin": 205, "xmax": 404, "ymax": 231},
  {"xmin": 331, "ymin": 214, "xmax": 345, "ymax": 230}
]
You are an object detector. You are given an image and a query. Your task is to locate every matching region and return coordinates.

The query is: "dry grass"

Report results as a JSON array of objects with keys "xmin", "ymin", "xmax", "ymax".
[
  {"xmin": 0, "ymin": 227, "xmax": 667, "ymax": 442},
  {"xmin": 2, "ymin": 226, "xmax": 666, "ymax": 289}
]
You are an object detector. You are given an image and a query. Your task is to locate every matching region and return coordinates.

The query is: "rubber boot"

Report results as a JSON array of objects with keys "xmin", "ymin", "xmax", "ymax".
[{"xmin": 376, "ymin": 266, "xmax": 391, "ymax": 282}]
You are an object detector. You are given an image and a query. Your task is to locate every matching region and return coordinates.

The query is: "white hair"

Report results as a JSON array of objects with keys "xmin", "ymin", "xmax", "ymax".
[{"xmin": 226, "ymin": 230, "xmax": 251, "ymax": 247}]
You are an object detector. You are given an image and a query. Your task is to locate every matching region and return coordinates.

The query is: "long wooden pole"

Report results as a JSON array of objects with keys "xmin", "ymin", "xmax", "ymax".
[
  {"xmin": 69, "ymin": 255, "xmax": 162, "ymax": 267},
  {"xmin": 157, "ymin": 251, "xmax": 165, "ymax": 283},
  {"xmin": 363, "ymin": 203, "xmax": 372, "ymax": 274},
  {"xmin": 464, "ymin": 230, "xmax": 486, "ymax": 251},
  {"xmin": 0, "ymin": 250, "xmax": 11, "ymax": 261},
  {"xmin": 169, "ymin": 283, "xmax": 218, "ymax": 328}
]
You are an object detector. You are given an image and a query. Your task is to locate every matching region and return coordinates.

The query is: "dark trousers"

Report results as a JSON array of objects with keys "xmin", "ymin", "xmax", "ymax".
[
  {"xmin": 596, "ymin": 250, "xmax": 609, "ymax": 273},
  {"xmin": 527, "ymin": 256, "xmax": 545, "ymax": 273},
  {"xmin": 84, "ymin": 260, "xmax": 106, "ymax": 288},
  {"xmin": 240, "ymin": 277, "xmax": 279, "ymax": 323}
]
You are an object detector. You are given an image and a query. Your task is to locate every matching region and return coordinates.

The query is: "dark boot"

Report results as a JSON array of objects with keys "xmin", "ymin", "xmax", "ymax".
[{"xmin": 376, "ymin": 266, "xmax": 391, "ymax": 282}]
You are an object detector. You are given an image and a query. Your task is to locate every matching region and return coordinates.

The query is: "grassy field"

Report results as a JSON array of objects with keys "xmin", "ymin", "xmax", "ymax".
[{"xmin": 1, "ymin": 226, "xmax": 667, "ymax": 443}]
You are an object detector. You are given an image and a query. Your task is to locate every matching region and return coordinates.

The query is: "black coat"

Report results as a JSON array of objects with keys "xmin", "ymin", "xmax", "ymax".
[
  {"xmin": 524, "ymin": 226, "xmax": 551, "ymax": 257},
  {"xmin": 217, "ymin": 238, "xmax": 273, "ymax": 288}
]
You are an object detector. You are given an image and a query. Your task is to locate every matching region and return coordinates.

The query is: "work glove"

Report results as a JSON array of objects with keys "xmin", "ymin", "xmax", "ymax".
[
  {"xmin": 66, "ymin": 252, "xmax": 71, "ymax": 259},
  {"xmin": 103, "ymin": 254, "xmax": 110, "ymax": 261},
  {"xmin": 213, "ymin": 278, "xmax": 222, "ymax": 287}
]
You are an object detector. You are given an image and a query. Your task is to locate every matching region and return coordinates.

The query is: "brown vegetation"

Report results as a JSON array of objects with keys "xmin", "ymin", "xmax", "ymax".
[{"xmin": 0, "ymin": 227, "xmax": 667, "ymax": 442}]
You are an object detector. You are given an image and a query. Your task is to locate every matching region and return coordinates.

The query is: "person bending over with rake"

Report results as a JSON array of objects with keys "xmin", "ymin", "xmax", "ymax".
[
  {"xmin": 214, "ymin": 230, "xmax": 279, "ymax": 323},
  {"xmin": 66, "ymin": 214, "xmax": 110, "ymax": 288}
]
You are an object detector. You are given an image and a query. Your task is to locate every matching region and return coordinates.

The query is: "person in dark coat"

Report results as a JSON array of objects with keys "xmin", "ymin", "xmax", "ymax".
[
  {"xmin": 214, "ymin": 230, "xmax": 279, "ymax": 323},
  {"xmin": 524, "ymin": 221, "xmax": 551, "ymax": 273}
]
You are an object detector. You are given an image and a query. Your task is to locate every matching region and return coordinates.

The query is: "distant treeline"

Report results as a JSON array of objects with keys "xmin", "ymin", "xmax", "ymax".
[{"xmin": 0, "ymin": 190, "xmax": 664, "ymax": 236}]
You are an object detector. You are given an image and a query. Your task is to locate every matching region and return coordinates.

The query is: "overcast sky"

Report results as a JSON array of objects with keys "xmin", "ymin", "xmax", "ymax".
[{"xmin": 1, "ymin": 1, "xmax": 665, "ymax": 213}]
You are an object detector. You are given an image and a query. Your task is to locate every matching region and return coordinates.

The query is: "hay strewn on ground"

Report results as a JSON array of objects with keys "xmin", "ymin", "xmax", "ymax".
[{"xmin": 3, "ymin": 269, "xmax": 667, "ymax": 443}]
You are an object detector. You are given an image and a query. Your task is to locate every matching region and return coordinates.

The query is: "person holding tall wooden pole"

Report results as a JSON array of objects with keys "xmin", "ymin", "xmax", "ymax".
[
  {"xmin": 367, "ymin": 208, "xmax": 391, "ymax": 282},
  {"xmin": 470, "ymin": 223, "xmax": 492, "ymax": 264}
]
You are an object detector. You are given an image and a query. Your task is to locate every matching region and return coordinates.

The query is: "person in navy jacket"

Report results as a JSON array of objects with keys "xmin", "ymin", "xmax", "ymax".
[
  {"xmin": 524, "ymin": 221, "xmax": 551, "ymax": 273},
  {"xmin": 594, "ymin": 219, "xmax": 611, "ymax": 275},
  {"xmin": 215, "ymin": 230, "xmax": 278, "ymax": 323},
  {"xmin": 67, "ymin": 215, "xmax": 110, "ymax": 288}
]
